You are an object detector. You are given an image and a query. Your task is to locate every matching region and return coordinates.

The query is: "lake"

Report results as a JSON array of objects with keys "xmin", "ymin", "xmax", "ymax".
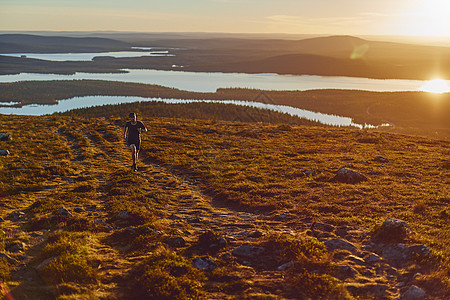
[
  {"xmin": 0, "ymin": 95, "xmax": 386, "ymax": 129},
  {"xmin": 1, "ymin": 51, "xmax": 173, "ymax": 61},
  {"xmin": 0, "ymin": 51, "xmax": 446, "ymax": 125},
  {"xmin": 0, "ymin": 68, "xmax": 437, "ymax": 93}
]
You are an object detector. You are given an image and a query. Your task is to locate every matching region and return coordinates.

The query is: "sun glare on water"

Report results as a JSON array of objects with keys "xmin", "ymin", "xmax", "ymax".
[{"xmin": 419, "ymin": 79, "xmax": 450, "ymax": 93}]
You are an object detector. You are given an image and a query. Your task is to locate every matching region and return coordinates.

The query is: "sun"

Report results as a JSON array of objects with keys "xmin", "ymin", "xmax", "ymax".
[{"xmin": 419, "ymin": 79, "xmax": 450, "ymax": 93}]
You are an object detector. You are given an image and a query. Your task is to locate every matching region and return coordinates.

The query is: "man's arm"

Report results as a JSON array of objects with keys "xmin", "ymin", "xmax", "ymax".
[
  {"xmin": 123, "ymin": 125, "xmax": 128, "ymax": 140},
  {"xmin": 139, "ymin": 122, "xmax": 147, "ymax": 133}
]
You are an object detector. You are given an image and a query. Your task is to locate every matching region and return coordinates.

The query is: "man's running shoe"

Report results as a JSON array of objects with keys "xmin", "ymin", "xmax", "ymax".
[{"xmin": 133, "ymin": 164, "xmax": 138, "ymax": 171}]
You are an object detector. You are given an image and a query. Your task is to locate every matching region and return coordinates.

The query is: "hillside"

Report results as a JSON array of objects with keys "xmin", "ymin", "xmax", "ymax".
[
  {"xmin": 0, "ymin": 111, "xmax": 448, "ymax": 299},
  {"xmin": 0, "ymin": 34, "xmax": 131, "ymax": 53},
  {"xmin": 1, "ymin": 34, "xmax": 449, "ymax": 80}
]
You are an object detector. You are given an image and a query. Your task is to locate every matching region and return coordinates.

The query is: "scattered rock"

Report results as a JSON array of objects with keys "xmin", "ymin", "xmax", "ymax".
[
  {"xmin": 312, "ymin": 222, "xmax": 335, "ymax": 232},
  {"xmin": 277, "ymin": 261, "xmax": 296, "ymax": 271},
  {"xmin": 375, "ymin": 218, "xmax": 411, "ymax": 242},
  {"xmin": 169, "ymin": 236, "xmax": 186, "ymax": 248},
  {"xmin": 0, "ymin": 217, "xmax": 4, "ymax": 223},
  {"xmin": 0, "ymin": 150, "xmax": 10, "ymax": 156},
  {"xmin": 336, "ymin": 265, "xmax": 359, "ymax": 280},
  {"xmin": 276, "ymin": 124, "xmax": 291, "ymax": 131},
  {"xmin": 365, "ymin": 253, "xmax": 381, "ymax": 264},
  {"xmin": 401, "ymin": 285, "xmax": 426, "ymax": 300},
  {"xmin": 192, "ymin": 256, "xmax": 216, "ymax": 271},
  {"xmin": 232, "ymin": 245, "xmax": 265, "ymax": 258},
  {"xmin": 324, "ymin": 238, "xmax": 357, "ymax": 252},
  {"xmin": 248, "ymin": 230, "xmax": 263, "ymax": 238},
  {"xmin": 331, "ymin": 167, "xmax": 368, "ymax": 184},
  {"xmin": 0, "ymin": 134, "xmax": 11, "ymax": 141},
  {"xmin": 374, "ymin": 156, "xmax": 389, "ymax": 163},
  {"xmin": 304, "ymin": 169, "xmax": 316, "ymax": 176},
  {"xmin": 274, "ymin": 213, "xmax": 289, "ymax": 220},
  {"xmin": 117, "ymin": 211, "xmax": 128, "ymax": 219},
  {"xmin": 57, "ymin": 207, "xmax": 72, "ymax": 216},
  {"xmin": 381, "ymin": 244, "xmax": 431, "ymax": 266}
]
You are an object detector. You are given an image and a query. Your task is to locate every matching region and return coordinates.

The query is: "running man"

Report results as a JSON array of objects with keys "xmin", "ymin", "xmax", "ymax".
[{"xmin": 123, "ymin": 112, "xmax": 147, "ymax": 171}]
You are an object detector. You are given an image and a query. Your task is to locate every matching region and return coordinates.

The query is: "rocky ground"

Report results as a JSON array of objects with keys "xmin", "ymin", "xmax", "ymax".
[{"xmin": 0, "ymin": 117, "xmax": 446, "ymax": 299}]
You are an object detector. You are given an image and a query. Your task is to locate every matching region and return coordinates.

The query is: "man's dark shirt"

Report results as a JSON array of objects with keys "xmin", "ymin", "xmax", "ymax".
[{"xmin": 125, "ymin": 121, "xmax": 146, "ymax": 143}]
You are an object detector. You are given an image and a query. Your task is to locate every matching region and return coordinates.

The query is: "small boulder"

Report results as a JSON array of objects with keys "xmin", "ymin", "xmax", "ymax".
[
  {"xmin": 374, "ymin": 156, "xmax": 389, "ymax": 163},
  {"xmin": 335, "ymin": 265, "xmax": 358, "ymax": 280},
  {"xmin": 248, "ymin": 230, "xmax": 263, "ymax": 238},
  {"xmin": 169, "ymin": 236, "xmax": 186, "ymax": 248},
  {"xmin": 375, "ymin": 218, "xmax": 411, "ymax": 242},
  {"xmin": 0, "ymin": 134, "xmax": 11, "ymax": 141},
  {"xmin": 401, "ymin": 285, "xmax": 426, "ymax": 300},
  {"xmin": 381, "ymin": 244, "xmax": 431, "ymax": 266},
  {"xmin": 57, "ymin": 207, "xmax": 72, "ymax": 216},
  {"xmin": 117, "ymin": 211, "xmax": 128, "ymax": 219},
  {"xmin": 331, "ymin": 167, "xmax": 368, "ymax": 184},
  {"xmin": 192, "ymin": 256, "xmax": 216, "ymax": 271},
  {"xmin": 365, "ymin": 253, "xmax": 381, "ymax": 264},
  {"xmin": 0, "ymin": 150, "xmax": 10, "ymax": 156},
  {"xmin": 312, "ymin": 222, "xmax": 335, "ymax": 232},
  {"xmin": 277, "ymin": 261, "xmax": 296, "ymax": 271},
  {"xmin": 324, "ymin": 238, "xmax": 357, "ymax": 252}
]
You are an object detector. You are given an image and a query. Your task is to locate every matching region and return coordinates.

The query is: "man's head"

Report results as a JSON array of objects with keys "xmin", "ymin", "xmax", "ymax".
[{"xmin": 129, "ymin": 112, "xmax": 136, "ymax": 121}]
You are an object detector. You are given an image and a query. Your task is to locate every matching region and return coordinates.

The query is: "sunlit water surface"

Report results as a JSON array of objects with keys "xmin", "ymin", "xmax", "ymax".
[
  {"xmin": 0, "ymin": 95, "xmax": 388, "ymax": 129},
  {"xmin": 0, "ymin": 69, "xmax": 441, "ymax": 93}
]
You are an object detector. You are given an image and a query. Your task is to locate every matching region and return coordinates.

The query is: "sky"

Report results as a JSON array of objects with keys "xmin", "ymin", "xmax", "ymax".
[{"xmin": 1, "ymin": 0, "xmax": 449, "ymax": 38}]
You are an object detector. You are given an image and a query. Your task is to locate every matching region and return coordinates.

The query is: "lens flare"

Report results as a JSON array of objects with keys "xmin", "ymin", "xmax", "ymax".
[{"xmin": 419, "ymin": 79, "xmax": 450, "ymax": 93}]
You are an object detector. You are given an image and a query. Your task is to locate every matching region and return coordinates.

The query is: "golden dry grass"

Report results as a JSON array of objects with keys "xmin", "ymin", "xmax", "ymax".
[{"xmin": 0, "ymin": 113, "xmax": 448, "ymax": 299}]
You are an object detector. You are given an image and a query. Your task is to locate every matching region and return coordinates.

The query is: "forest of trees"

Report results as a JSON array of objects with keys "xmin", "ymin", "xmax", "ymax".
[{"xmin": 55, "ymin": 100, "xmax": 325, "ymax": 126}]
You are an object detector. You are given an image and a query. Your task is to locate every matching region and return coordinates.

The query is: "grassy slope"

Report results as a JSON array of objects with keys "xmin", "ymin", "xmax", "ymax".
[{"xmin": 0, "ymin": 113, "xmax": 449, "ymax": 299}]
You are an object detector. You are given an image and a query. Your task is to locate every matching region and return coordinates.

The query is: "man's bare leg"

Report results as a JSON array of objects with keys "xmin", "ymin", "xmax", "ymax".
[{"xmin": 130, "ymin": 144, "xmax": 137, "ymax": 169}]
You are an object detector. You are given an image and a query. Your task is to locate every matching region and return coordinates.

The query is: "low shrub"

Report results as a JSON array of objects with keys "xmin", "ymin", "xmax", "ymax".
[
  {"xmin": 131, "ymin": 247, "xmax": 205, "ymax": 299},
  {"xmin": 284, "ymin": 270, "xmax": 351, "ymax": 299},
  {"xmin": 264, "ymin": 233, "xmax": 328, "ymax": 265},
  {"xmin": 38, "ymin": 231, "xmax": 97, "ymax": 284},
  {"xmin": 40, "ymin": 253, "xmax": 97, "ymax": 284}
]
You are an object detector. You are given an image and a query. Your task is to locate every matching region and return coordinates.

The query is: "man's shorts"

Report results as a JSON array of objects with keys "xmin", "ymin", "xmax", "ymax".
[{"xmin": 127, "ymin": 139, "xmax": 141, "ymax": 151}]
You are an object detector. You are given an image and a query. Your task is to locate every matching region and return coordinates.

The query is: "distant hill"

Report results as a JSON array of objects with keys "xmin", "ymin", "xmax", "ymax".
[
  {"xmin": 195, "ymin": 53, "xmax": 371, "ymax": 77},
  {"xmin": 0, "ymin": 34, "xmax": 449, "ymax": 79},
  {"xmin": 0, "ymin": 34, "xmax": 131, "ymax": 53}
]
